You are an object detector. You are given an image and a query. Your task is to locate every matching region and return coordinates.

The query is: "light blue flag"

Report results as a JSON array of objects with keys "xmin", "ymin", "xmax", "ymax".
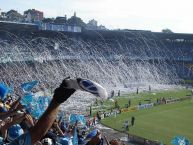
[
  {"xmin": 171, "ymin": 136, "xmax": 190, "ymax": 145},
  {"xmin": 69, "ymin": 114, "xmax": 86, "ymax": 125},
  {"xmin": 59, "ymin": 137, "xmax": 69, "ymax": 145},
  {"xmin": 30, "ymin": 96, "xmax": 51, "ymax": 119},
  {"xmin": 20, "ymin": 93, "xmax": 34, "ymax": 105},
  {"xmin": 86, "ymin": 129, "xmax": 97, "ymax": 139},
  {"xmin": 20, "ymin": 93, "xmax": 51, "ymax": 119},
  {"xmin": 72, "ymin": 127, "xmax": 78, "ymax": 145},
  {"xmin": 21, "ymin": 80, "xmax": 38, "ymax": 93},
  {"xmin": 20, "ymin": 93, "xmax": 35, "ymax": 115},
  {"xmin": 0, "ymin": 83, "xmax": 10, "ymax": 100}
]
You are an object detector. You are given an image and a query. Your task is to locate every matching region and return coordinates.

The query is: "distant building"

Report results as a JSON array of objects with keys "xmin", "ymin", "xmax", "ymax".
[
  {"xmin": 0, "ymin": 21, "xmax": 39, "ymax": 31},
  {"xmin": 88, "ymin": 19, "xmax": 98, "ymax": 27},
  {"xmin": 5, "ymin": 10, "xmax": 23, "ymax": 22},
  {"xmin": 67, "ymin": 12, "xmax": 86, "ymax": 27},
  {"xmin": 24, "ymin": 9, "xmax": 43, "ymax": 22},
  {"xmin": 0, "ymin": 9, "xmax": 3, "ymax": 19},
  {"xmin": 1, "ymin": 12, "xmax": 6, "ymax": 19},
  {"xmin": 162, "ymin": 28, "xmax": 173, "ymax": 33},
  {"xmin": 41, "ymin": 13, "xmax": 82, "ymax": 33},
  {"xmin": 98, "ymin": 25, "xmax": 107, "ymax": 30},
  {"xmin": 54, "ymin": 16, "xmax": 67, "ymax": 24},
  {"xmin": 86, "ymin": 19, "xmax": 107, "ymax": 30},
  {"xmin": 41, "ymin": 23, "xmax": 81, "ymax": 33},
  {"xmin": 86, "ymin": 19, "xmax": 98, "ymax": 30},
  {"xmin": 42, "ymin": 18, "xmax": 54, "ymax": 23}
]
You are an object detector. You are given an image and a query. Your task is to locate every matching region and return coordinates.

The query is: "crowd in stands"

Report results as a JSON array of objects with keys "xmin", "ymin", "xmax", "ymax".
[{"xmin": 0, "ymin": 79, "xmax": 127, "ymax": 145}]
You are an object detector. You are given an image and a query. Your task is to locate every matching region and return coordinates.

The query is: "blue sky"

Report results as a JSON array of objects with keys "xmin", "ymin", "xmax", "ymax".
[{"xmin": 0, "ymin": 0, "xmax": 193, "ymax": 33}]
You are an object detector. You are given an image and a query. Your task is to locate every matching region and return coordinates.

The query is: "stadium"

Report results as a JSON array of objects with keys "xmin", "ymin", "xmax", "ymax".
[{"xmin": 0, "ymin": 21, "xmax": 193, "ymax": 145}]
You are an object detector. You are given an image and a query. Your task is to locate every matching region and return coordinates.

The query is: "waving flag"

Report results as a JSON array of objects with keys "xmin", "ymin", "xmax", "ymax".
[
  {"xmin": 0, "ymin": 83, "xmax": 10, "ymax": 100},
  {"xmin": 21, "ymin": 80, "xmax": 38, "ymax": 93},
  {"xmin": 72, "ymin": 127, "xmax": 78, "ymax": 145},
  {"xmin": 69, "ymin": 114, "xmax": 86, "ymax": 125},
  {"xmin": 171, "ymin": 136, "xmax": 190, "ymax": 145},
  {"xmin": 86, "ymin": 129, "xmax": 98, "ymax": 139},
  {"xmin": 21, "ymin": 94, "xmax": 51, "ymax": 119}
]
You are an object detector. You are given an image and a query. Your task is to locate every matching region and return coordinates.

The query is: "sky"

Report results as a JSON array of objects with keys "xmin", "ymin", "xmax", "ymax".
[{"xmin": 0, "ymin": 0, "xmax": 193, "ymax": 33}]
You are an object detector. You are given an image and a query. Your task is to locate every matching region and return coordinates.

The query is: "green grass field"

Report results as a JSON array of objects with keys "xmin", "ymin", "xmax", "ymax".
[
  {"xmin": 91, "ymin": 89, "xmax": 192, "ymax": 112},
  {"xmin": 100, "ymin": 89, "xmax": 193, "ymax": 145}
]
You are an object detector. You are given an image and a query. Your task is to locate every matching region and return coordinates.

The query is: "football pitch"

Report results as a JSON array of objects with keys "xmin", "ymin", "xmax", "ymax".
[{"xmin": 101, "ymin": 90, "xmax": 193, "ymax": 144}]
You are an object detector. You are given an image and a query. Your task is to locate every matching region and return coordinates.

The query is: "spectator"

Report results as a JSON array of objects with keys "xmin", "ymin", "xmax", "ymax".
[
  {"xmin": 86, "ymin": 130, "xmax": 103, "ymax": 145},
  {"xmin": 92, "ymin": 116, "xmax": 96, "ymax": 126},
  {"xmin": 114, "ymin": 100, "xmax": 119, "ymax": 109},
  {"xmin": 145, "ymin": 139, "xmax": 150, "ymax": 145},
  {"xmin": 95, "ymin": 99, "xmax": 98, "ymax": 106},
  {"xmin": 111, "ymin": 90, "xmax": 115, "ymax": 98},
  {"xmin": 6, "ymin": 78, "xmax": 76, "ymax": 145},
  {"xmin": 86, "ymin": 119, "xmax": 91, "ymax": 128},
  {"xmin": 136, "ymin": 88, "xmax": 139, "ymax": 94},
  {"xmin": 124, "ymin": 120, "xmax": 129, "ymax": 131},
  {"xmin": 7, "ymin": 124, "xmax": 24, "ymax": 143},
  {"xmin": 156, "ymin": 98, "xmax": 159, "ymax": 104},
  {"xmin": 89, "ymin": 105, "xmax": 92, "ymax": 116},
  {"xmin": 128, "ymin": 99, "xmax": 131, "ymax": 107},
  {"xmin": 0, "ymin": 78, "xmax": 133, "ymax": 145},
  {"xmin": 96, "ymin": 112, "xmax": 101, "ymax": 122},
  {"xmin": 131, "ymin": 116, "xmax": 135, "ymax": 126},
  {"xmin": 100, "ymin": 100, "xmax": 103, "ymax": 106},
  {"xmin": 110, "ymin": 139, "xmax": 121, "ymax": 145},
  {"xmin": 162, "ymin": 97, "xmax": 166, "ymax": 104},
  {"xmin": 118, "ymin": 90, "xmax": 120, "ymax": 97},
  {"xmin": 41, "ymin": 138, "xmax": 54, "ymax": 145}
]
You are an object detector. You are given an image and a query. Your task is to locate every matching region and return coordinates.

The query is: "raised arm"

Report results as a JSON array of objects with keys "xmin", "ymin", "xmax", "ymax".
[
  {"xmin": 29, "ymin": 98, "xmax": 60, "ymax": 144},
  {"xmin": 0, "ymin": 110, "xmax": 18, "ymax": 120},
  {"xmin": 29, "ymin": 80, "xmax": 75, "ymax": 144},
  {"xmin": 53, "ymin": 121, "xmax": 65, "ymax": 136}
]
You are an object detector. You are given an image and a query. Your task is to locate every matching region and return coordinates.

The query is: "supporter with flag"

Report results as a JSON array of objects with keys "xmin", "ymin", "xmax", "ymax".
[{"xmin": 6, "ymin": 78, "xmax": 76, "ymax": 145}]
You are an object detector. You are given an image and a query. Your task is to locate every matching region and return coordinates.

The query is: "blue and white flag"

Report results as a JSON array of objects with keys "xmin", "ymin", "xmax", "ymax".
[
  {"xmin": 69, "ymin": 114, "xmax": 86, "ymax": 125},
  {"xmin": 86, "ymin": 129, "xmax": 98, "ymax": 139},
  {"xmin": 20, "ymin": 93, "xmax": 51, "ymax": 119},
  {"xmin": 21, "ymin": 80, "xmax": 38, "ymax": 93},
  {"xmin": 72, "ymin": 127, "xmax": 78, "ymax": 145},
  {"xmin": 0, "ymin": 83, "xmax": 10, "ymax": 100},
  {"xmin": 171, "ymin": 136, "xmax": 190, "ymax": 145},
  {"xmin": 30, "ymin": 96, "xmax": 51, "ymax": 119}
]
